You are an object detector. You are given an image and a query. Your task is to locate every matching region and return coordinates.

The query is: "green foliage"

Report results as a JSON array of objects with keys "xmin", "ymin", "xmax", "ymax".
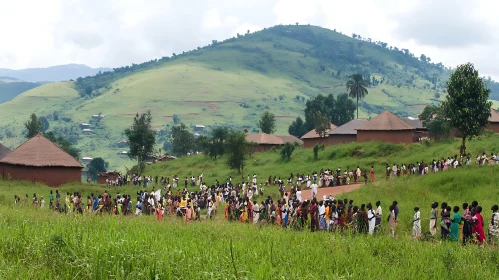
[
  {"xmin": 346, "ymin": 73, "xmax": 369, "ymax": 119},
  {"xmin": 173, "ymin": 114, "xmax": 180, "ymax": 125},
  {"xmin": 419, "ymin": 104, "xmax": 451, "ymax": 140},
  {"xmin": 442, "ymin": 63, "xmax": 492, "ymax": 155},
  {"xmin": 87, "ymin": 157, "xmax": 107, "ymax": 181},
  {"xmin": 312, "ymin": 111, "xmax": 330, "ymax": 138},
  {"xmin": 196, "ymin": 127, "xmax": 229, "ymax": 159},
  {"xmin": 313, "ymin": 144, "xmax": 324, "ymax": 160},
  {"xmin": 52, "ymin": 111, "xmax": 59, "ymax": 121},
  {"xmin": 39, "ymin": 116, "xmax": 49, "ymax": 132},
  {"xmin": 44, "ymin": 131, "xmax": 80, "ymax": 159},
  {"xmin": 171, "ymin": 123, "xmax": 194, "ymax": 157},
  {"xmin": 304, "ymin": 93, "xmax": 355, "ymax": 130},
  {"xmin": 124, "ymin": 111, "xmax": 156, "ymax": 173},
  {"xmin": 226, "ymin": 131, "xmax": 250, "ymax": 173},
  {"xmin": 24, "ymin": 113, "xmax": 42, "ymax": 139},
  {"xmin": 288, "ymin": 116, "xmax": 308, "ymax": 138},
  {"xmin": 280, "ymin": 142, "xmax": 296, "ymax": 161},
  {"xmin": 258, "ymin": 111, "xmax": 276, "ymax": 134}
]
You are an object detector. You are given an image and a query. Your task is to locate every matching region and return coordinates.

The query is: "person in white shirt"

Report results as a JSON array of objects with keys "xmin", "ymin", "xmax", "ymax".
[
  {"xmin": 311, "ymin": 181, "xmax": 318, "ymax": 199},
  {"xmin": 207, "ymin": 198, "xmax": 213, "ymax": 219},
  {"xmin": 282, "ymin": 203, "xmax": 289, "ymax": 227},
  {"xmin": 412, "ymin": 206, "xmax": 421, "ymax": 238},
  {"xmin": 252, "ymin": 201, "xmax": 260, "ymax": 225},
  {"xmin": 252, "ymin": 174, "xmax": 257, "ymax": 185},
  {"xmin": 375, "ymin": 201, "xmax": 382, "ymax": 230},
  {"xmin": 318, "ymin": 201, "xmax": 326, "ymax": 230},
  {"xmin": 296, "ymin": 187, "xmax": 302, "ymax": 203},
  {"xmin": 367, "ymin": 203, "xmax": 376, "ymax": 235}
]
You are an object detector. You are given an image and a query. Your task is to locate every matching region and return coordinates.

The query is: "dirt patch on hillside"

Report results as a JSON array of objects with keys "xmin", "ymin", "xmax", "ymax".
[
  {"xmin": 275, "ymin": 116, "xmax": 294, "ymax": 120},
  {"xmin": 183, "ymin": 101, "xmax": 225, "ymax": 110},
  {"xmin": 187, "ymin": 113, "xmax": 200, "ymax": 116},
  {"xmin": 411, "ymin": 104, "xmax": 426, "ymax": 109}
]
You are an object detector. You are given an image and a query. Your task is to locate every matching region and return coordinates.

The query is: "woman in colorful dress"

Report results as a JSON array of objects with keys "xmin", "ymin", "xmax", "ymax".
[
  {"xmin": 462, "ymin": 203, "xmax": 473, "ymax": 244},
  {"xmin": 440, "ymin": 202, "xmax": 450, "ymax": 239},
  {"xmin": 369, "ymin": 166, "xmax": 375, "ymax": 181},
  {"xmin": 450, "ymin": 206, "xmax": 461, "ymax": 242},
  {"xmin": 472, "ymin": 206, "xmax": 486, "ymax": 244}
]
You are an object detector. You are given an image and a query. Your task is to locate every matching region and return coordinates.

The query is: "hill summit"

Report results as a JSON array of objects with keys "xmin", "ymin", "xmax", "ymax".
[{"xmin": 0, "ymin": 24, "xmax": 497, "ymax": 170}]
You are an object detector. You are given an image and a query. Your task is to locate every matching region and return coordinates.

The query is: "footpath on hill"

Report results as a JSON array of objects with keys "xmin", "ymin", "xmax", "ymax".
[{"xmin": 300, "ymin": 183, "xmax": 365, "ymax": 200}]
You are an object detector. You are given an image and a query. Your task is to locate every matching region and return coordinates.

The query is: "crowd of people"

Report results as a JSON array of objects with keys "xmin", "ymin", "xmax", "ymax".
[{"xmin": 12, "ymin": 152, "xmax": 499, "ymax": 245}]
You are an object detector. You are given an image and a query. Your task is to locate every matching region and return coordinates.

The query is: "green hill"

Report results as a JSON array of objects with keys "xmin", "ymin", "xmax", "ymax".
[
  {"xmin": 0, "ymin": 77, "xmax": 40, "ymax": 103},
  {"xmin": 0, "ymin": 24, "xmax": 497, "ymax": 170}
]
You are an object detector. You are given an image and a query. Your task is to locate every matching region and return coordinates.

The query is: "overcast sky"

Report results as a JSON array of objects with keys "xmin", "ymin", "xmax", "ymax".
[{"xmin": 1, "ymin": 0, "xmax": 498, "ymax": 79}]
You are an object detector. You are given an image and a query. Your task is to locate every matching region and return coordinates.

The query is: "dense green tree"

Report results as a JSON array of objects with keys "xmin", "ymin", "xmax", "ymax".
[
  {"xmin": 173, "ymin": 114, "xmax": 180, "ymax": 124},
  {"xmin": 418, "ymin": 105, "xmax": 442, "ymax": 127},
  {"xmin": 88, "ymin": 157, "xmax": 107, "ymax": 182},
  {"xmin": 226, "ymin": 130, "xmax": 250, "ymax": 175},
  {"xmin": 302, "ymin": 93, "xmax": 355, "ymax": 131},
  {"xmin": 39, "ymin": 116, "xmax": 49, "ymax": 132},
  {"xmin": 333, "ymin": 93, "xmax": 356, "ymax": 125},
  {"xmin": 280, "ymin": 142, "xmax": 296, "ymax": 161},
  {"xmin": 258, "ymin": 111, "xmax": 276, "ymax": 134},
  {"xmin": 442, "ymin": 63, "xmax": 492, "ymax": 156},
  {"xmin": 44, "ymin": 131, "xmax": 80, "ymax": 159},
  {"xmin": 24, "ymin": 113, "xmax": 43, "ymax": 139},
  {"xmin": 288, "ymin": 116, "xmax": 308, "ymax": 138},
  {"xmin": 171, "ymin": 123, "xmax": 194, "ymax": 156},
  {"xmin": 346, "ymin": 73, "xmax": 369, "ymax": 119},
  {"xmin": 124, "ymin": 111, "xmax": 156, "ymax": 174}
]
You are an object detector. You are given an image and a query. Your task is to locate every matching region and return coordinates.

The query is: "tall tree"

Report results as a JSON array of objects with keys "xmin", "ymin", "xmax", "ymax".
[
  {"xmin": 258, "ymin": 111, "xmax": 276, "ymax": 134},
  {"xmin": 333, "ymin": 93, "xmax": 356, "ymax": 125},
  {"xmin": 24, "ymin": 113, "xmax": 42, "ymax": 138},
  {"xmin": 124, "ymin": 111, "xmax": 156, "ymax": 174},
  {"xmin": 288, "ymin": 116, "xmax": 308, "ymax": 138},
  {"xmin": 171, "ymin": 123, "xmax": 194, "ymax": 156},
  {"xmin": 312, "ymin": 111, "xmax": 330, "ymax": 138},
  {"xmin": 39, "ymin": 116, "xmax": 50, "ymax": 132},
  {"xmin": 346, "ymin": 73, "xmax": 369, "ymax": 119},
  {"xmin": 87, "ymin": 157, "xmax": 107, "ymax": 182},
  {"xmin": 442, "ymin": 62, "xmax": 492, "ymax": 156},
  {"xmin": 226, "ymin": 130, "xmax": 250, "ymax": 175}
]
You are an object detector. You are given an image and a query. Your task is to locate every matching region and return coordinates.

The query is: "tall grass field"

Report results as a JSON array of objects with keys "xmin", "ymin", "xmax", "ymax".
[{"xmin": 1, "ymin": 136, "xmax": 499, "ymax": 278}]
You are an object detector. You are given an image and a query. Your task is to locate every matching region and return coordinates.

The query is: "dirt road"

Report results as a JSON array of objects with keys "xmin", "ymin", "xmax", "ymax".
[{"xmin": 300, "ymin": 183, "xmax": 364, "ymax": 200}]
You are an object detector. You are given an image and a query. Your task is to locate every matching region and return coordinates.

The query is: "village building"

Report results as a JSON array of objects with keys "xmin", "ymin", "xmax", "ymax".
[
  {"xmin": 402, "ymin": 117, "xmax": 428, "ymax": 140},
  {"xmin": 92, "ymin": 114, "xmax": 104, "ymax": 119},
  {"xmin": 276, "ymin": 135, "xmax": 303, "ymax": 146},
  {"xmin": 97, "ymin": 171, "xmax": 121, "ymax": 184},
  {"xmin": 0, "ymin": 143, "xmax": 11, "ymax": 160},
  {"xmin": 245, "ymin": 133, "xmax": 285, "ymax": 152},
  {"xmin": 194, "ymin": 125, "xmax": 205, "ymax": 132},
  {"xmin": 327, "ymin": 119, "xmax": 369, "ymax": 145},
  {"xmin": 487, "ymin": 108, "xmax": 499, "ymax": 133},
  {"xmin": 82, "ymin": 128, "xmax": 93, "ymax": 133},
  {"xmin": 357, "ymin": 111, "xmax": 415, "ymax": 144},
  {"xmin": 118, "ymin": 139, "xmax": 129, "ymax": 148},
  {"xmin": 80, "ymin": 123, "xmax": 90, "ymax": 129},
  {"xmin": 300, "ymin": 123, "xmax": 337, "ymax": 148},
  {"xmin": 0, "ymin": 134, "xmax": 83, "ymax": 187},
  {"xmin": 81, "ymin": 157, "xmax": 93, "ymax": 164}
]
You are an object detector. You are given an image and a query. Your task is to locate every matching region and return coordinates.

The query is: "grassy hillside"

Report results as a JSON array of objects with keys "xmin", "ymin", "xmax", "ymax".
[
  {"xmin": 0, "ymin": 24, "xmax": 496, "ymax": 170},
  {"xmin": 0, "ymin": 77, "xmax": 40, "ymax": 103}
]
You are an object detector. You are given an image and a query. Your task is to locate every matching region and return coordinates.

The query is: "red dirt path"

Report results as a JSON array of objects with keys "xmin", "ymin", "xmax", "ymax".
[{"xmin": 300, "ymin": 183, "xmax": 364, "ymax": 201}]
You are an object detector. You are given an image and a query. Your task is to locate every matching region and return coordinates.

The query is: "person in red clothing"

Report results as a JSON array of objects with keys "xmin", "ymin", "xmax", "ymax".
[
  {"xmin": 472, "ymin": 206, "xmax": 486, "ymax": 244},
  {"xmin": 309, "ymin": 199, "xmax": 319, "ymax": 232}
]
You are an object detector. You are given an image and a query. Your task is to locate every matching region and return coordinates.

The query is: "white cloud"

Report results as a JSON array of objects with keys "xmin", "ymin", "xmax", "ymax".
[{"xmin": 0, "ymin": 0, "xmax": 497, "ymax": 80}]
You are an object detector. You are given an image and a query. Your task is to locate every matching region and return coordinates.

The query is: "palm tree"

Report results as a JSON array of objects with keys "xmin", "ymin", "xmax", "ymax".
[{"xmin": 346, "ymin": 73, "xmax": 369, "ymax": 119}]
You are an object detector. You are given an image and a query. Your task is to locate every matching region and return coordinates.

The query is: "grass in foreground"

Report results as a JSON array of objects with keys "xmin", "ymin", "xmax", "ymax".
[{"xmin": 0, "ymin": 205, "xmax": 498, "ymax": 279}]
